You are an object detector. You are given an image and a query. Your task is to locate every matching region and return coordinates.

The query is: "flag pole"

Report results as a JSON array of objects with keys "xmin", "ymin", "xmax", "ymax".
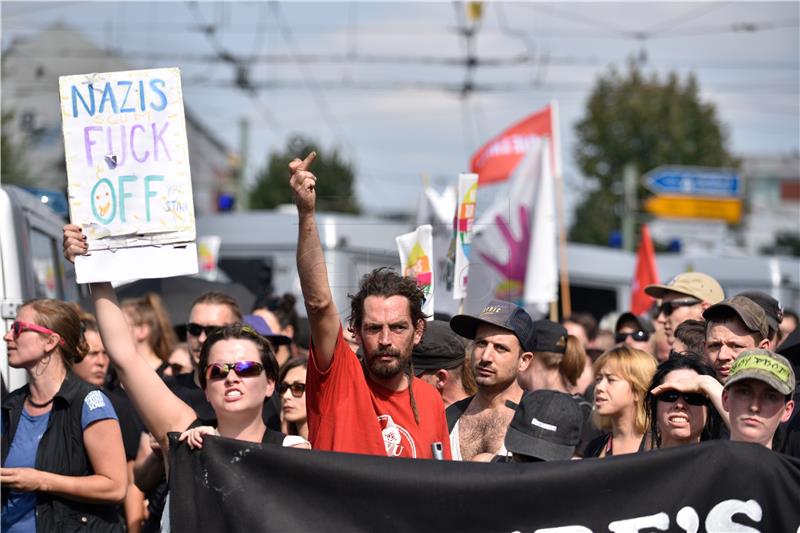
[{"xmin": 550, "ymin": 101, "xmax": 571, "ymax": 319}]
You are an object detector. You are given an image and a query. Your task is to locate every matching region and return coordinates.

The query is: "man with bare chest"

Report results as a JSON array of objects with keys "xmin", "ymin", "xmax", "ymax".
[{"xmin": 447, "ymin": 300, "xmax": 534, "ymax": 461}]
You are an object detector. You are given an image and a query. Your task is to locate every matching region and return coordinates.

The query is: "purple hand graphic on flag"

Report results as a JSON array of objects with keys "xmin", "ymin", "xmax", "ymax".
[{"xmin": 479, "ymin": 205, "xmax": 530, "ymax": 303}]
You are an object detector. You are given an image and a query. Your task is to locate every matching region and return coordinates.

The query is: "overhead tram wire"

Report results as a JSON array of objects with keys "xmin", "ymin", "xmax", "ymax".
[
  {"xmin": 185, "ymin": 1, "xmax": 281, "ymax": 132},
  {"xmin": 269, "ymin": 1, "xmax": 350, "ymax": 151}
]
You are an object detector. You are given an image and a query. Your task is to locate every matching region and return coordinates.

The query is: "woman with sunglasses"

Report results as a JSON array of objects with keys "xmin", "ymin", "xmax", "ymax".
[
  {"xmin": 645, "ymin": 355, "xmax": 722, "ymax": 449},
  {"xmin": 278, "ymin": 358, "xmax": 309, "ymax": 440},
  {"xmin": 2, "ymin": 299, "xmax": 127, "ymax": 532},
  {"xmin": 584, "ymin": 346, "xmax": 658, "ymax": 457}
]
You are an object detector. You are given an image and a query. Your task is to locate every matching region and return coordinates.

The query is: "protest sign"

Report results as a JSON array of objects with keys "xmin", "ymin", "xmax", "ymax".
[
  {"xmin": 59, "ymin": 68, "xmax": 197, "ymax": 283},
  {"xmin": 396, "ymin": 224, "xmax": 434, "ymax": 320},
  {"xmin": 169, "ymin": 437, "xmax": 800, "ymax": 533}
]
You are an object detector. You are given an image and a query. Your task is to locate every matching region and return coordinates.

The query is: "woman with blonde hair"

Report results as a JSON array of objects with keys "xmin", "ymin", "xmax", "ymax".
[
  {"xmin": 2, "ymin": 299, "xmax": 127, "ymax": 531},
  {"xmin": 121, "ymin": 293, "xmax": 177, "ymax": 376},
  {"xmin": 584, "ymin": 346, "xmax": 657, "ymax": 457}
]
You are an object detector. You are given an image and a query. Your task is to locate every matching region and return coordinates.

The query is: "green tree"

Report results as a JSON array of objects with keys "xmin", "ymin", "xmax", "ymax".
[
  {"xmin": 570, "ymin": 61, "xmax": 736, "ymax": 245},
  {"xmin": 1, "ymin": 110, "xmax": 32, "ymax": 186},
  {"xmin": 250, "ymin": 134, "xmax": 359, "ymax": 213}
]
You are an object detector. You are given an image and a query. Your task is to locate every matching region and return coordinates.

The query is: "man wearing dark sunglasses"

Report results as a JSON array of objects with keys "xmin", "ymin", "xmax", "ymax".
[
  {"xmin": 291, "ymin": 152, "xmax": 451, "ymax": 459},
  {"xmin": 645, "ymin": 272, "xmax": 725, "ymax": 346},
  {"xmin": 614, "ymin": 312, "xmax": 655, "ymax": 356},
  {"xmin": 185, "ymin": 293, "xmax": 243, "ymax": 369}
]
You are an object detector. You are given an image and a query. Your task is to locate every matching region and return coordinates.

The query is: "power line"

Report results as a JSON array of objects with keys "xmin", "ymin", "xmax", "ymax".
[
  {"xmin": 268, "ymin": 1, "xmax": 348, "ymax": 148},
  {"xmin": 640, "ymin": 2, "xmax": 727, "ymax": 38},
  {"xmin": 8, "ymin": 47, "xmax": 796, "ymax": 72}
]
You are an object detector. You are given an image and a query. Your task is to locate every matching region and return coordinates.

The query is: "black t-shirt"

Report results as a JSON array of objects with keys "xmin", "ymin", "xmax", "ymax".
[{"xmin": 106, "ymin": 387, "xmax": 145, "ymax": 460}]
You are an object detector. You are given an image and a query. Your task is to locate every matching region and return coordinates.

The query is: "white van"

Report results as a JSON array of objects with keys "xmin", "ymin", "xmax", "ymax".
[{"xmin": 0, "ymin": 185, "xmax": 83, "ymax": 393}]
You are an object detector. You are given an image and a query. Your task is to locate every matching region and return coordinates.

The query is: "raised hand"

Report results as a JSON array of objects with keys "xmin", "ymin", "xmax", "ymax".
[
  {"xmin": 289, "ymin": 151, "xmax": 318, "ymax": 215},
  {"xmin": 63, "ymin": 224, "xmax": 88, "ymax": 263}
]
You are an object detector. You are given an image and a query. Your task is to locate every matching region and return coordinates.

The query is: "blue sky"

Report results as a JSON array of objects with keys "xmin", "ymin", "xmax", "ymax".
[{"xmin": 3, "ymin": 1, "xmax": 798, "ymax": 219}]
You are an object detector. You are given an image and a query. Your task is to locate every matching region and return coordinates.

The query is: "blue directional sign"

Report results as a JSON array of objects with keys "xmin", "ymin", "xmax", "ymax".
[{"xmin": 645, "ymin": 166, "xmax": 741, "ymax": 198}]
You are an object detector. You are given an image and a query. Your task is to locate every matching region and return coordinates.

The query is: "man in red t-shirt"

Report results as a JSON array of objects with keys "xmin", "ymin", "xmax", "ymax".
[{"xmin": 289, "ymin": 152, "xmax": 451, "ymax": 459}]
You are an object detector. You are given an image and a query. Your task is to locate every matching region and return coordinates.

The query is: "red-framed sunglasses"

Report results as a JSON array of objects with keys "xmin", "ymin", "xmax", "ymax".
[{"xmin": 10, "ymin": 321, "xmax": 66, "ymax": 346}]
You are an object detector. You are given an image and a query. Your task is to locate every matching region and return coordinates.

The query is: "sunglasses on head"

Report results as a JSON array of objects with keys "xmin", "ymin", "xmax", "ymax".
[
  {"xmin": 659, "ymin": 299, "xmax": 701, "ymax": 316},
  {"xmin": 614, "ymin": 330, "xmax": 650, "ymax": 343},
  {"xmin": 204, "ymin": 360, "xmax": 264, "ymax": 381},
  {"xmin": 279, "ymin": 381, "xmax": 306, "ymax": 398},
  {"xmin": 11, "ymin": 321, "xmax": 65, "ymax": 346},
  {"xmin": 657, "ymin": 390, "xmax": 708, "ymax": 406},
  {"xmin": 187, "ymin": 323, "xmax": 222, "ymax": 338}
]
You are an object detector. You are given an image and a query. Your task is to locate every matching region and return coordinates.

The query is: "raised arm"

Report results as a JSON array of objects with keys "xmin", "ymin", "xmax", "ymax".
[
  {"xmin": 63, "ymin": 225, "xmax": 197, "ymax": 449},
  {"xmin": 290, "ymin": 152, "xmax": 342, "ymax": 371}
]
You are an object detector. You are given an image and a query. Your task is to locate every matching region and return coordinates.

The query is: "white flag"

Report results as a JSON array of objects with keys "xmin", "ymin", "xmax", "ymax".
[
  {"xmin": 453, "ymin": 173, "xmax": 478, "ymax": 300},
  {"xmin": 465, "ymin": 137, "xmax": 556, "ymax": 314},
  {"xmin": 396, "ymin": 224, "xmax": 435, "ymax": 320},
  {"xmin": 523, "ymin": 141, "xmax": 558, "ymax": 310}
]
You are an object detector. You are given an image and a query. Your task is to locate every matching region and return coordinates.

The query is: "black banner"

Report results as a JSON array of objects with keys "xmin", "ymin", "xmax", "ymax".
[{"xmin": 169, "ymin": 437, "xmax": 800, "ymax": 532}]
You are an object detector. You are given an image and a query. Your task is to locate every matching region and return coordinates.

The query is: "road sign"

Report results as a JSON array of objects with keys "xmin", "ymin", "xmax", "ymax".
[
  {"xmin": 645, "ymin": 166, "xmax": 740, "ymax": 198},
  {"xmin": 644, "ymin": 195, "xmax": 742, "ymax": 224}
]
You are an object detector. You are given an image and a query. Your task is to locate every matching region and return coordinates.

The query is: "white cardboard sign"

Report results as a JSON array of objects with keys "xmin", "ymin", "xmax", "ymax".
[{"xmin": 59, "ymin": 67, "xmax": 197, "ymax": 283}]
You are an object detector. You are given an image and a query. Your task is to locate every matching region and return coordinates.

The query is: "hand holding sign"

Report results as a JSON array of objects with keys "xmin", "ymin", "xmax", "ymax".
[{"xmin": 289, "ymin": 151, "xmax": 317, "ymax": 215}]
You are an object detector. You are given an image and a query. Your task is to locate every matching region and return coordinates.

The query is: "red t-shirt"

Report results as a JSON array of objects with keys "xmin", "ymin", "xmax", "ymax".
[{"xmin": 307, "ymin": 326, "xmax": 452, "ymax": 459}]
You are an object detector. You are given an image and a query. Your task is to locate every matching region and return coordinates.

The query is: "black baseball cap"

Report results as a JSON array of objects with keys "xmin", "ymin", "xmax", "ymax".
[
  {"xmin": 504, "ymin": 390, "xmax": 583, "ymax": 461},
  {"xmin": 615, "ymin": 312, "xmax": 655, "ymax": 334},
  {"xmin": 531, "ymin": 320, "xmax": 567, "ymax": 354},
  {"xmin": 412, "ymin": 320, "xmax": 467, "ymax": 375},
  {"xmin": 450, "ymin": 299, "xmax": 535, "ymax": 352}
]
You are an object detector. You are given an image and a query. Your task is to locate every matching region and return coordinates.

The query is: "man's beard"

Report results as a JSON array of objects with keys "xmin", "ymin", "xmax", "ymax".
[{"xmin": 366, "ymin": 347, "xmax": 408, "ymax": 379}]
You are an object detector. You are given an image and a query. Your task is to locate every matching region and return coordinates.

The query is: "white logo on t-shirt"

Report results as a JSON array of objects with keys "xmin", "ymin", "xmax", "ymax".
[
  {"xmin": 377, "ymin": 415, "xmax": 416, "ymax": 458},
  {"xmin": 84, "ymin": 390, "xmax": 106, "ymax": 411}
]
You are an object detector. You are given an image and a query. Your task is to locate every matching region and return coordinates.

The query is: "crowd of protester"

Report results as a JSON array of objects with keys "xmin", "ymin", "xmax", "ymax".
[{"xmin": 1, "ymin": 152, "xmax": 798, "ymax": 531}]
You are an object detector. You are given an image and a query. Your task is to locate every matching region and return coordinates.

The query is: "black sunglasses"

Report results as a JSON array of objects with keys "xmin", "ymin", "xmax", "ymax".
[
  {"xmin": 657, "ymin": 390, "xmax": 708, "ymax": 406},
  {"xmin": 615, "ymin": 330, "xmax": 650, "ymax": 343},
  {"xmin": 204, "ymin": 360, "xmax": 264, "ymax": 381},
  {"xmin": 186, "ymin": 322, "xmax": 222, "ymax": 337},
  {"xmin": 659, "ymin": 299, "xmax": 701, "ymax": 316},
  {"xmin": 279, "ymin": 381, "xmax": 306, "ymax": 398}
]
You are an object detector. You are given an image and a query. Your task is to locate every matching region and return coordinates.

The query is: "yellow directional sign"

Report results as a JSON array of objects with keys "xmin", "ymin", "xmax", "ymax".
[{"xmin": 644, "ymin": 195, "xmax": 742, "ymax": 224}]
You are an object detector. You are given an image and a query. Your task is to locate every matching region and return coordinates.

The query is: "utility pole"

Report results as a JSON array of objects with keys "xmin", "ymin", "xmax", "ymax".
[
  {"xmin": 237, "ymin": 117, "xmax": 249, "ymax": 211},
  {"xmin": 622, "ymin": 163, "xmax": 637, "ymax": 251}
]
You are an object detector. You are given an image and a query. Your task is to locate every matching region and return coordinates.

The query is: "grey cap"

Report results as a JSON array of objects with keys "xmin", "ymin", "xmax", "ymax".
[{"xmin": 703, "ymin": 295, "xmax": 770, "ymax": 340}]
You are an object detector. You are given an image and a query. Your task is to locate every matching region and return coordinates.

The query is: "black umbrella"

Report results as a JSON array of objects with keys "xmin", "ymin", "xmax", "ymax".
[{"xmin": 81, "ymin": 275, "xmax": 255, "ymax": 327}]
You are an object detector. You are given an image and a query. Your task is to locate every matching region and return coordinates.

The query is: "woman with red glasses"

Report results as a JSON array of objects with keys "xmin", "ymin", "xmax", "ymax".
[
  {"xmin": 646, "ymin": 355, "xmax": 724, "ymax": 449},
  {"xmin": 278, "ymin": 358, "xmax": 309, "ymax": 441},
  {"xmin": 2, "ymin": 299, "xmax": 127, "ymax": 532}
]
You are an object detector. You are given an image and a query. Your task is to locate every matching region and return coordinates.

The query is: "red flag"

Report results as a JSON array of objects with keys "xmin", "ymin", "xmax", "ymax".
[
  {"xmin": 630, "ymin": 224, "xmax": 660, "ymax": 315},
  {"xmin": 470, "ymin": 105, "xmax": 555, "ymax": 185}
]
